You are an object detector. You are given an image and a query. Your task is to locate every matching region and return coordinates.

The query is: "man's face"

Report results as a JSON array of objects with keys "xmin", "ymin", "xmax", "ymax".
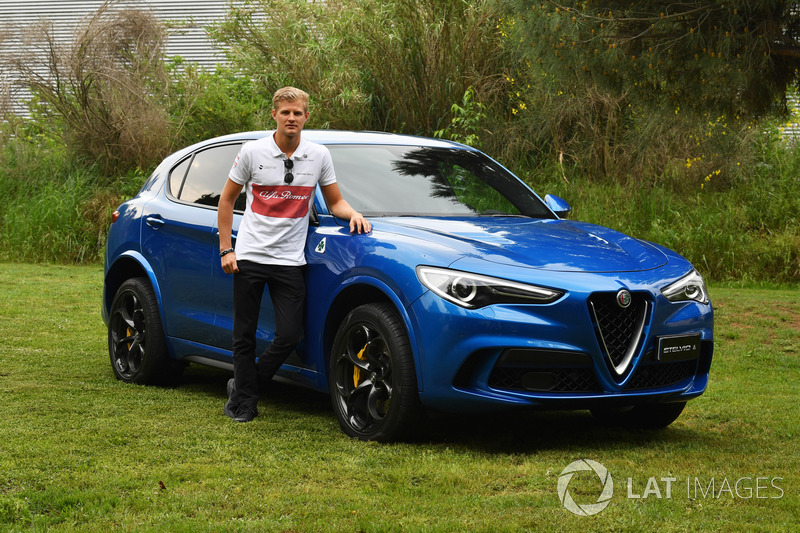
[{"xmin": 272, "ymin": 100, "xmax": 309, "ymax": 138}]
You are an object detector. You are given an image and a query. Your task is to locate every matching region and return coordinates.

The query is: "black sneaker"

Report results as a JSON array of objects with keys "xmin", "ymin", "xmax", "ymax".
[
  {"xmin": 233, "ymin": 405, "xmax": 258, "ymax": 423},
  {"xmin": 224, "ymin": 378, "xmax": 238, "ymax": 419}
]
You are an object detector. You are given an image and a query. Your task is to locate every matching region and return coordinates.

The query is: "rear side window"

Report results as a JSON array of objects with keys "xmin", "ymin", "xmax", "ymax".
[
  {"xmin": 168, "ymin": 158, "xmax": 191, "ymax": 196},
  {"xmin": 168, "ymin": 143, "xmax": 245, "ymax": 210}
]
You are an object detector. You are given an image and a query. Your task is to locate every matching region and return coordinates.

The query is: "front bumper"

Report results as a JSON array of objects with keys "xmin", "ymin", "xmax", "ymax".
[{"xmin": 407, "ymin": 286, "xmax": 714, "ymax": 413}]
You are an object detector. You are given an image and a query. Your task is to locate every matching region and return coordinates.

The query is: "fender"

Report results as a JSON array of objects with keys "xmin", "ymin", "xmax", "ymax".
[
  {"xmin": 103, "ymin": 250, "xmax": 166, "ymax": 334},
  {"xmin": 314, "ymin": 273, "xmax": 426, "ymax": 393}
]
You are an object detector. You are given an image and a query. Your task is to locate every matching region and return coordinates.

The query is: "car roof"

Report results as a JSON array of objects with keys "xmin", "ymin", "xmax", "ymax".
[
  {"xmin": 308, "ymin": 130, "xmax": 469, "ymax": 148},
  {"xmin": 196, "ymin": 130, "xmax": 472, "ymax": 149},
  {"xmin": 160, "ymin": 130, "xmax": 478, "ymax": 173}
]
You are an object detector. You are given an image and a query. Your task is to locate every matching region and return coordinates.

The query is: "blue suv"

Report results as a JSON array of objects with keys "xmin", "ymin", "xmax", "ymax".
[{"xmin": 102, "ymin": 131, "xmax": 714, "ymax": 441}]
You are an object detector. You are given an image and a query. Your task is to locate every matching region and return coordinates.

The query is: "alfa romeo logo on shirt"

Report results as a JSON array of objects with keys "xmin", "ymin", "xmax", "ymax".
[
  {"xmin": 251, "ymin": 184, "xmax": 313, "ymax": 219},
  {"xmin": 557, "ymin": 459, "xmax": 614, "ymax": 516}
]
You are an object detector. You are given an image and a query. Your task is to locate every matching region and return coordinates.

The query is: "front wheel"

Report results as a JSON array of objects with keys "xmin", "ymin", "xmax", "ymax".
[
  {"xmin": 108, "ymin": 277, "xmax": 180, "ymax": 384},
  {"xmin": 591, "ymin": 402, "xmax": 687, "ymax": 429},
  {"xmin": 329, "ymin": 303, "xmax": 421, "ymax": 441}
]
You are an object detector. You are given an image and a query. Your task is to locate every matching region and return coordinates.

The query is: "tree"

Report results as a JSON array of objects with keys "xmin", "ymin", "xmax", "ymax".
[
  {"xmin": 8, "ymin": 0, "xmax": 171, "ymax": 175},
  {"xmin": 212, "ymin": 0, "xmax": 509, "ymax": 138},
  {"xmin": 496, "ymin": 0, "xmax": 800, "ymax": 177},
  {"xmin": 506, "ymin": 0, "xmax": 800, "ymax": 118}
]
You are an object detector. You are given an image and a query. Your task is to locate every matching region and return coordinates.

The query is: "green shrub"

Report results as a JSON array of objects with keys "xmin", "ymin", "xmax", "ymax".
[
  {"xmin": 0, "ymin": 0, "xmax": 798, "ymax": 284},
  {"xmin": 9, "ymin": 4, "xmax": 171, "ymax": 177},
  {"xmin": 0, "ymin": 125, "xmax": 144, "ymax": 264},
  {"xmin": 212, "ymin": 0, "xmax": 508, "ymax": 136},
  {"xmin": 520, "ymin": 131, "xmax": 800, "ymax": 283},
  {"xmin": 0, "ymin": 167, "xmax": 127, "ymax": 264},
  {"xmin": 167, "ymin": 62, "xmax": 268, "ymax": 147}
]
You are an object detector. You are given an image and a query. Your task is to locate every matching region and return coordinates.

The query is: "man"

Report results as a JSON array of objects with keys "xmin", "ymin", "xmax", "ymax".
[{"xmin": 218, "ymin": 87, "xmax": 371, "ymax": 422}]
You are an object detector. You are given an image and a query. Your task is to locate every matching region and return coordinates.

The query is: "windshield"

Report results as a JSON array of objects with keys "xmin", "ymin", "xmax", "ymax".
[{"xmin": 326, "ymin": 145, "xmax": 554, "ymax": 218}]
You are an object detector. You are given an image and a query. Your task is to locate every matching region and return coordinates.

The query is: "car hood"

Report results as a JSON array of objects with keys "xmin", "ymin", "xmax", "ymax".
[{"xmin": 379, "ymin": 217, "xmax": 668, "ymax": 273}]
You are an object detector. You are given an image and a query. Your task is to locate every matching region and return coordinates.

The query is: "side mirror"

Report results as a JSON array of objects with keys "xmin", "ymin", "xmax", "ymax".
[{"xmin": 544, "ymin": 194, "xmax": 572, "ymax": 218}]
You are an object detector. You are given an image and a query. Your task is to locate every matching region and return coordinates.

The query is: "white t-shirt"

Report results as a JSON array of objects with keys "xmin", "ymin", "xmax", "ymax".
[{"xmin": 228, "ymin": 134, "xmax": 337, "ymax": 266}]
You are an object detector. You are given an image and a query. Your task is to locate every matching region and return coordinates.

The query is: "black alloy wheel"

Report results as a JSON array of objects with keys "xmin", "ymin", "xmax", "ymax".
[
  {"xmin": 330, "ymin": 303, "xmax": 421, "ymax": 441},
  {"xmin": 108, "ymin": 277, "xmax": 178, "ymax": 384}
]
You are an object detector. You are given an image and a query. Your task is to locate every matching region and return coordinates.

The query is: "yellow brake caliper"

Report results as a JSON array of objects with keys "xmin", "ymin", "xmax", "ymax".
[{"xmin": 353, "ymin": 344, "xmax": 368, "ymax": 387}]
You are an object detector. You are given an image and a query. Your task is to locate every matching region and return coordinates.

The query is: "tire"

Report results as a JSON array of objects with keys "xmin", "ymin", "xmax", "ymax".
[
  {"xmin": 591, "ymin": 401, "xmax": 687, "ymax": 429},
  {"xmin": 108, "ymin": 277, "xmax": 180, "ymax": 385},
  {"xmin": 329, "ymin": 303, "xmax": 422, "ymax": 441}
]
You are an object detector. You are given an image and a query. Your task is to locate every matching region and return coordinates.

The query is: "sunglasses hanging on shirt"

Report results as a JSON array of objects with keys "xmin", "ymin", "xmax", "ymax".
[{"xmin": 283, "ymin": 158, "xmax": 294, "ymax": 184}]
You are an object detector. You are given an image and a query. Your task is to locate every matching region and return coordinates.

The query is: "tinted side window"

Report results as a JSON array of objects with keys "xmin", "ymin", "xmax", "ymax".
[
  {"xmin": 168, "ymin": 157, "xmax": 191, "ymax": 197},
  {"xmin": 174, "ymin": 143, "xmax": 243, "ymax": 209},
  {"xmin": 327, "ymin": 145, "xmax": 554, "ymax": 218}
]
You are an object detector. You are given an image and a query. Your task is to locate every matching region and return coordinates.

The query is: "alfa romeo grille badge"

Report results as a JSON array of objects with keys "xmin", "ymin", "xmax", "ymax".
[{"xmin": 616, "ymin": 289, "xmax": 632, "ymax": 309}]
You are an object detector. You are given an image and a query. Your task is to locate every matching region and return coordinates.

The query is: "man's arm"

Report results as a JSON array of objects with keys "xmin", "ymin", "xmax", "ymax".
[
  {"xmin": 320, "ymin": 182, "xmax": 371, "ymax": 234},
  {"xmin": 218, "ymin": 178, "xmax": 244, "ymax": 274}
]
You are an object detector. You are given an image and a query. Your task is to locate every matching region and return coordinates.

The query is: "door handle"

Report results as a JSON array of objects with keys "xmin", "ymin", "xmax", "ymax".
[{"xmin": 145, "ymin": 216, "xmax": 165, "ymax": 228}]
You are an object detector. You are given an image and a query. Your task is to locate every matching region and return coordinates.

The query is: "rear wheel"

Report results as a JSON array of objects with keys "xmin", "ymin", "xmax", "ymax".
[
  {"xmin": 329, "ymin": 303, "xmax": 421, "ymax": 441},
  {"xmin": 591, "ymin": 402, "xmax": 687, "ymax": 429},
  {"xmin": 108, "ymin": 277, "xmax": 181, "ymax": 384}
]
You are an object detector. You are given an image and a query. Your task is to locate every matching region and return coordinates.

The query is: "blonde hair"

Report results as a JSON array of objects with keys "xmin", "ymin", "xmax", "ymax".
[{"xmin": 272, "ymin": 87, "xmax": 309, "ymax": 112}]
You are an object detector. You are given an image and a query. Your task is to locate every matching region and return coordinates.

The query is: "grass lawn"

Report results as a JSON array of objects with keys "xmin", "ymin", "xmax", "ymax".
[{"xmin": 0, "ymin": 263, "xmax": 798, "ymax": 532}]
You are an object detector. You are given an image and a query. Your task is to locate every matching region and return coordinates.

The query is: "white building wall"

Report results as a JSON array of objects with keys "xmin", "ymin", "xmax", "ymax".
[
  {"xmin": 779, "ymin": 92, "xmax": 800, "ymax": 139},
  {"xmin": 0, "ymin": 0, "xmax": 240, "ymax": 114}
]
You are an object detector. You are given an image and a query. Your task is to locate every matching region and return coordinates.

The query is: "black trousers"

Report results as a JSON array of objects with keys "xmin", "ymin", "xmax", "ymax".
[{"xmin": 231, "ymin": 260, "xmax": 306, "ymax": 409}]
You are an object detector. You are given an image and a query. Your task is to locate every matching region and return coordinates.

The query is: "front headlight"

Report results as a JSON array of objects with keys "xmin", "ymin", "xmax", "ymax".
[
  {"xmin": 416, "ymin": 266, "xmax": 564, "ymax": 309},
  {"xmin": 661, "ymin": 269, "xmax": 709, "ymax": 304}
]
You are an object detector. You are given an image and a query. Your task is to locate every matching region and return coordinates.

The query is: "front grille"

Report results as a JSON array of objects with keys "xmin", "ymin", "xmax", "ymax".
[
  {"xmin": 488, "ymin": 367, "xmax": 601, "ymax": 393},
  {"xmin": 626, "ymin": 359, "xmax": 698, "ymax": 390},
  {"xmin": 588, "ymin": 292, "xmax": 648, "ymax": 381},
  {"xmin": 487, "ymin": 349, "xmax": 602, "ymax": 393},
  {"xmin": 484, "ymin": 342, "xmax": 706, "ymax": 394}
]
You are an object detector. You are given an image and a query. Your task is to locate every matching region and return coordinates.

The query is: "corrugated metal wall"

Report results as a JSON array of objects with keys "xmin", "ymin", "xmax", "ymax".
[
  {"xmin": 1, "ymin": 0, "xmax": 233, "ymax": 67},
  {"xmin": 0, "ymin": 0, "xmax": 238, "ymax": 114}
]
